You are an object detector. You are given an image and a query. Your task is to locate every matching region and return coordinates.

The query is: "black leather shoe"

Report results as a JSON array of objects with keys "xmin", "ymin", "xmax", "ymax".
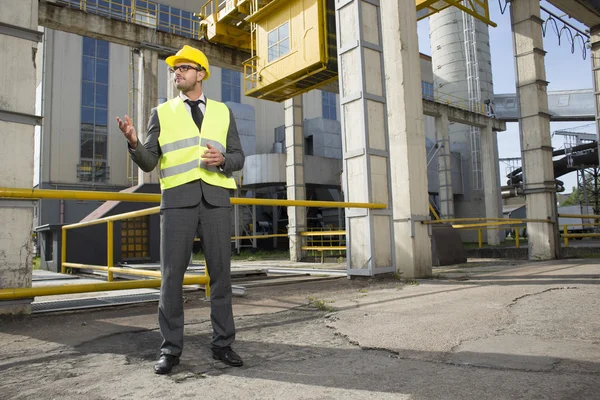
[
  {"xmin": 154, "ymin": 354, "xmax": 180, "ymax": 374},
  {"xmin": 212, "ymin": 347, "xmax": 243, "ymax": 367}
]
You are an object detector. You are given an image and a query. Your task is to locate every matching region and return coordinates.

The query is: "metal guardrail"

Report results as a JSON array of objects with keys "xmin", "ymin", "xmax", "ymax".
[
  {"xmin": 560, "ymin": 213, "xmax": 600, "ymax": 247},
  {"xmin": 0, "ymin": 187, "xmax": 385, "ymax": 300}
]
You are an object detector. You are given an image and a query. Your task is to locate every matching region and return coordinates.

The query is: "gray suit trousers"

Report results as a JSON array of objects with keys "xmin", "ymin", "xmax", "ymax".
[{"xmin": 158, "ymin": 196, "xmax": 235, "ymax": 357}]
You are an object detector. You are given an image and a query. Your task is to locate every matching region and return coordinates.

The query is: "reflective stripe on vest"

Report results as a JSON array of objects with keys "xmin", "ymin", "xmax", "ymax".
[{"xmin": 156, "ymin": 97, "xmax": 237, "ymax": 190}]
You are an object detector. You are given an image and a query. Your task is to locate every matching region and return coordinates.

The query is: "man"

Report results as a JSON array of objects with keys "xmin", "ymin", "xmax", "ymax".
[{"xmin": 116, "ymin": 45, "xmax": 245, "ymax": 374}]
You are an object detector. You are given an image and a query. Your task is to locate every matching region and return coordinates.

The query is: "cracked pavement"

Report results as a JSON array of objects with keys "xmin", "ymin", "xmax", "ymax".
[{"xmin": 0, "ymin": 259, "xmax": 599, "ymax": 399}]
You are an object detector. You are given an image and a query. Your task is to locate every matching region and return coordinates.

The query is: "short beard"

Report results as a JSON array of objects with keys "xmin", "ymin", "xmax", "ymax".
[{"xmin": 176, "ymin": 80, "xmax": 197, "ymax": 92}]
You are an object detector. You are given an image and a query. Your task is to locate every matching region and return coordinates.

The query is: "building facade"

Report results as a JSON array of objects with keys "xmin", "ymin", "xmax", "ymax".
[{"xmin": 34, "ymin": 1, "xmax": 481, "ymax": 252}]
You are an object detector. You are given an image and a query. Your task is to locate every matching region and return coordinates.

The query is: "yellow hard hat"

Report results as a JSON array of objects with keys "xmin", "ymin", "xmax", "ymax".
[{"xmin": 165, "ymin": 45, "xmax": 210, "ymax": 80}]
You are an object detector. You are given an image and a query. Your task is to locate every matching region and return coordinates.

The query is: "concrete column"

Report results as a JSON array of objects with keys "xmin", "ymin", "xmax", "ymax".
[
  {"xmin": 591, "ymin": 27, "xmax": 600, "ymax": 167},
  {"xmin": 510, "ymin": 0, "xmax": 559, "ymax": 259},
  {"xmin": 435, "ymin": 111, "xmax": 454, "ymax": 218},
  {"xmin": 166, "ymin": 65, "xmax": 176, "ymax": 100},
  {"xmin": 481, "ymin": 123, "xmax": 502, "ymax": 245},
  {"xmin": 0, "ymin": 0, "xmax": 39, "ymax": 313},
  {"xmin": 380, "ymin": 0, "xmax": 433, "ymax": 278},
  {"xmin": 335, "ymin": 0, "xmax": 394, "ymax": 276},
  {"xmin": 285, "ymin": 96, "xmax": 306, "ymax": 262},
  {"xmin": 136, "ymin": 48, "xmax": 159, "ymax": 184}
]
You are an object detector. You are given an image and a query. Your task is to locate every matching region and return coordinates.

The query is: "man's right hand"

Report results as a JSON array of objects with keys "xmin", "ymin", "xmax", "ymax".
[{"xmin": 116, "ymin": 115, "xmax": 138, "ymax": 148}]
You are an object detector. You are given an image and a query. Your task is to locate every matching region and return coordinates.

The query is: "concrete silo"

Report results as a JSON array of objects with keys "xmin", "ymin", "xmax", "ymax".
[{"xmin": 429, "ymin": 6, "xmax": 495, "ymax": 241}]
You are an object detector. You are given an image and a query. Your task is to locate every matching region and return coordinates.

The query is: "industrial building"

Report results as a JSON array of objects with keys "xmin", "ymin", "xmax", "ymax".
[
  {"xmin": 33, "ymin": 1, "xmax": 490, "ymax": 260},
  {"xmin": 2, "ymin": 0, "xmax": 600, "ymax": 315}
]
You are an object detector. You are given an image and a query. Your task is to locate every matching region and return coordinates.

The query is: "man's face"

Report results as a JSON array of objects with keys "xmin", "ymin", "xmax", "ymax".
[{"xmin": 170, "ymin": 62, "xmax": 205, "ymax": 91}]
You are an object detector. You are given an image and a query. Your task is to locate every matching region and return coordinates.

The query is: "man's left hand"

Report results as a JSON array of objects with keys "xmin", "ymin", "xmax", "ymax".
[{"xmin": 202, "ymin": 143, "xmax": 225, "ymax": 166}]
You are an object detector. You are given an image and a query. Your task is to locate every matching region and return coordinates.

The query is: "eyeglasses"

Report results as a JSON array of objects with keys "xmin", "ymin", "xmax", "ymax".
[{"xmin": 168, "ymin": 65, "xmax": 202, "ymax": 73}]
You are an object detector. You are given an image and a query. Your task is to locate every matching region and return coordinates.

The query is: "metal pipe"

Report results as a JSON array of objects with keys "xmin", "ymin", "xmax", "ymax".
[
  {"xmin": 0, "ymin": 276, "xmax": 205, "ymax": 301},
  {"xmin": 300, "ymin": 230, "xmax": 346, "ymax": 236},
  {"xmin": 539, "ymin": 6, "xmax": 589, "ymax": 39},
  {"xmin": 63, "ymin": 264, "xmax": 206, "ymax": 283},
  {"xmin": 429, "ymin": 203, "xmax": 440, "ymax": 220},
  {"xmin": 204, "ymin": 263, "xmax": 210, "ymax": 298},
  {"xmin": 107, "ymin": 221, "xmax": 114, "ymax": 282},
  {"xmin": 64, "ymin": 207, "xmax": 160, "ymax": 230},
  {"xmin": 230, "ymin": 233, "xmax": 287, "ymax": 240},
  {"xmin": 0, "ymin": 187, "xmax": 386, "ymax": 209},
  {"xmin": 559, "ymin": 214, "xmax": 600, "ymax": 219},
  {"xmin": 109, "ymin": 266, "xmax": 206, "ymax": 283},
  {"xmin": 63, "ymin": 263, "xmax": 109, "ymax": 272},
  {"xmin": 0, "ymin": 188, "xmax": 161, "ymax": 203},
  {"xmin": 61, "ymin": 228, "xmax": 67, "ymax": 274}
]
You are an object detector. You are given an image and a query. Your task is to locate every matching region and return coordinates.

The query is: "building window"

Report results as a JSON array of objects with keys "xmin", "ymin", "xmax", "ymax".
[
  {"xmin": 57, "ymin": 1, "xmax": 200, "ymax": 39},
  {"xmin": 322, "ymin": 91, "xmax": 337, "ymax": 120},
  {"xmin": 222, "ymin": 68, "xmax": 241, "ymax": 103},
  {"xmin": 268, "ymin": 22, "xmax": 290, "ymax": 62},
  {"xmin": 158, "ymin": 4, "xmax": 195, "ymax": 37},
  {"xmin": 79, "ymin": 37, "xmax": 109, "ymax": 183},
  {"xmin": 121, "ymin": 216, "xmax": 150, "ymax": 260},
  {"xmin": 421, "ymin": 81, "xmax": 434, "ymax": 100}
]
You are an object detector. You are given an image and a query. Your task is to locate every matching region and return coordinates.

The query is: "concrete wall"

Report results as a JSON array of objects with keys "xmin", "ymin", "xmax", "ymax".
[
  {"xmin": 42, "ymin": 29, "xmax": 134, "ymax": 188},
  {"xmin": 108, "ymin": 42, "xmax": 131, "ymax": 186},
  {"xmin": 45, "ymin": 30, "xmax": 82, "ymax": 184},
  {"xmin": 0, "ymin": 0, "xmax": 38, "ymax": 313}
]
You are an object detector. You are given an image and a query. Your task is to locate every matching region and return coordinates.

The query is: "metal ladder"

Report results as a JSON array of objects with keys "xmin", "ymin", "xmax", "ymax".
[{"xmin": 462, "ymin": 10, "xmax": 483, "ymax": 191}]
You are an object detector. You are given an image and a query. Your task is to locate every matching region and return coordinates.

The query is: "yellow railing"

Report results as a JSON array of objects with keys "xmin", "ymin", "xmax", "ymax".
[
  {"xmin": 560, "ymin": 213, "xmax": 600, "ymax": 247},
  {"xmin": 0, "ymin": 188, "xmax": 385, "ymax": 209},
  {"xmin": 0, "ymin": 187, "xmax": 385, "ymax": 300},
  {"xmin": 58, "ymin": 194, "xmax": 383, "ymax": 286},
  {"xmin": 300, "ymin": 229, "xmax": 346, "ymax": 262},
  {"xmin": 432, "ymin": 90, "xmax": 488, "ymax": 116},
  {"xmin": 60, "ymin": 206, "xmax": 212, "ymax": 291},
  {"xmin": 423, "ymin": 217, "xmax": 551, "ymax": 249}
]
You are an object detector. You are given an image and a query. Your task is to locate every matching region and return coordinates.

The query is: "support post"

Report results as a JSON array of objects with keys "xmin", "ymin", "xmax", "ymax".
[
  {"xmin": 166, "ymin": 63, "xmax": 176, "ymax": 100},
  {"xmin": 436, "ymin": 111, "xmax": 454, "ymax": 219},
  {"xmin": 285, "ymin": 96, "xmax": 306, "ymax": 262},
  {"xmin": 252, "ymin": 204, "xmax": 257, "ymax": 249},
  {"xmin": 336, "ymin": 0, "xmax": 432, "ymax": 277},
  {"xmin": 136, "ymin": 48, "xmax": 159, "ymax": 185},
  {"xmin": 0, "ymin": 0, "xmax": 39, "ymax": 314},
  {"xmin": 234, "ymin": 189, "xmax": 240, "ymax": 254},
  {"xmin": 481, "ymin": 123, "xmax": 502, "ymax": 245},
  {"xmin": 510, "ymin": 0, "xmax": 559, "ymax": 259},
  {"xmin": 335, "ymin": 0, "xmax": 395, "ymax": 276},
  {"xmin": 591, "ymin": 27, "xmax": 600, "ymax": 169},
  {"xmin": 381, "ymin": 0, "xmax": 432, "ymax": 277}
]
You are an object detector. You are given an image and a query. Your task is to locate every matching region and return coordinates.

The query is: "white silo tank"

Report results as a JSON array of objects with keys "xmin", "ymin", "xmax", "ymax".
[
  {"xmin": 429, "ymin": 6, "xmax": 494, "ymax": 236},
  {"xmin": 429, "ymin": 8, "xmax": 494, "ymax": 107}
]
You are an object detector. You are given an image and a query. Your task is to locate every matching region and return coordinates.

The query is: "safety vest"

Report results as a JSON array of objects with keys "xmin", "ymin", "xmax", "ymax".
[{"xmin": 156, "ymin": 97, "xmax": 237, "ymax": 190}]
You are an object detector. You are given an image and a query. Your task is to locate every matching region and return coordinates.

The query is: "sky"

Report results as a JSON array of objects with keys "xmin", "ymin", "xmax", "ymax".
[{"xmin": 416, "ymin": 1, "xmax": 595, "ymax": 193}]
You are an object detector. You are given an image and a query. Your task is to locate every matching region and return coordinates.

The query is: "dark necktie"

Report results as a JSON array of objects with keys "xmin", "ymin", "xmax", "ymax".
[{"xmin": 185, "ymin": 99, "xmax": 204, "ymax": 131}]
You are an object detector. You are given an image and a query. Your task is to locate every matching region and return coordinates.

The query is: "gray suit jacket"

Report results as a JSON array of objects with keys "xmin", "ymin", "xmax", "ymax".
[{"xmin": 129, "ymin": 99, "xmax": 245, "ymax": 209}]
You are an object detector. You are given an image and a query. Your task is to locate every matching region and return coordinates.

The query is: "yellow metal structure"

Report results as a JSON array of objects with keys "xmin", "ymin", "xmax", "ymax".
[
  {"xmin": 416, "ymin": 0, "xmax": 496, "ymax": 27},
  {"xmin": 199, "ymin": 0, "xmax": 253, "ymax": 49},
  {"xmin": 199, "ymin": 0, "xmax": 337, "ymax": 102},
  {"xmin": 0, "ymin": 187, "xmax": 386, "ymax": 209},
  {"xmin": 244, "ymin": 0, "xmax": 337, "ymax": 101},
  {"xmin": 60, "ymin": 206, "xmax": 211, "ymax": 298},
  {"xmin": 0, "ymin": 277, "xmax": 206, "ymax": 301},
  {"xmin": 198, "ymin": 0, "xmax": 496, "ymax": 102}
]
